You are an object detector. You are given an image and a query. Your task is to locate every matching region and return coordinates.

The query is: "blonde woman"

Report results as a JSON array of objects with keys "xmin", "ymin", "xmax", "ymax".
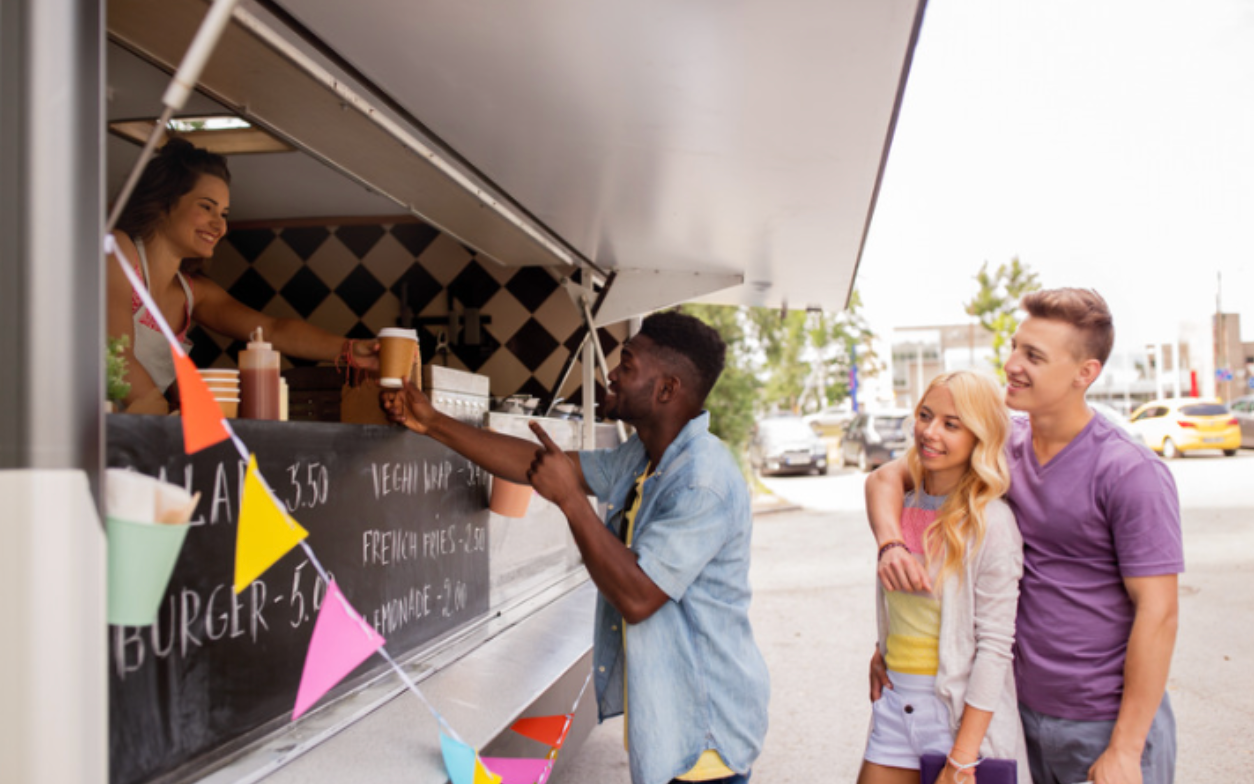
[{"xmin": 858, "ymin": 371, "xmax": 1029, "ymax": 784}]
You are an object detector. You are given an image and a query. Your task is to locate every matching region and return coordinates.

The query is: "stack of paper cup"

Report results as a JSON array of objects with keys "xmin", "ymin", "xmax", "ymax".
[{"xmin": 198, "ymin": 368, "xmax": 240, "ymax": 418}]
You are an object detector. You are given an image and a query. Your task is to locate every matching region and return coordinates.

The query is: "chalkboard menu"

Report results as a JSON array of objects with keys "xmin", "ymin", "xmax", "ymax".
[{"xmin": 106, "ymin": 416, "xmax": 491, "ymax": 784}]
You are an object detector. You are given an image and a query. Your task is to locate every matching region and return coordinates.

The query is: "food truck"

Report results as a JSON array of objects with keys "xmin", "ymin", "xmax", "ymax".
[{"xmin": 0, "ymin": 0, "xmax": 924, "ymax": 781}]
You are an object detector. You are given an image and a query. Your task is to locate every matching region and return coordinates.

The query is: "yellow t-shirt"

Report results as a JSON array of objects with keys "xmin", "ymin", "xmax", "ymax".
[{"xmin": 621, "ymin": 469, "xmax": 735, "ymax": 781}]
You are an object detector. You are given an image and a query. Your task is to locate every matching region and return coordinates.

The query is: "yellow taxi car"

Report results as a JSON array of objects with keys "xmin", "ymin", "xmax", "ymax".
[{"xmin": 1127, "ymin": 397, "xmax": 1241, "ymax": 459}]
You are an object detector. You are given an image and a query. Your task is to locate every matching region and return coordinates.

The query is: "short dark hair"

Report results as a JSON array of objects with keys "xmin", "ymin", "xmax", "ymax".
[
  {"xmin": 1020, "ymin": 288, "xmax": 1114, "ymax": 365},
  {"xmin": 636, "ymin": 310, "xmax": 726, "ymax": 404},
  {"xmin": 115, "ymin": 136, "xmax": 231, "ymax": 243}
]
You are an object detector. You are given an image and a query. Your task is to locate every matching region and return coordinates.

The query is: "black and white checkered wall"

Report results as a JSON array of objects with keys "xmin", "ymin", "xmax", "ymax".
[{"xmin": 194, "ymin": 217, "xmax": 625, "ymax": 402}]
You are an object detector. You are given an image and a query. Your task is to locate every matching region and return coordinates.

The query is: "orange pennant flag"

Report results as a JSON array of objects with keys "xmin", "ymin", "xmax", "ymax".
[
  {"xmin": 509, "ymin": 715, "xmax": 572, "ymax": 748},
  {"xmin": 172, "ymin": 349, "xmax": 230, "ymax": 454},
  {"xmin": 235, "ymin": 454, "xmax": 309, "ymax": 593}
]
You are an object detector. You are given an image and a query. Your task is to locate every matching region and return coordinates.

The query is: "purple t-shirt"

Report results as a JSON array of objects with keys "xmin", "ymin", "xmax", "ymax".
[{"xmin": 1007, "ymin": 414, "xmax": 1183, "ymax": 721}]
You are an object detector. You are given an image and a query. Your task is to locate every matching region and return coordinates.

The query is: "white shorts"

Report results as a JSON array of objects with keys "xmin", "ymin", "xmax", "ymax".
[{"xmin": 863, "ymin": 671, "xmax": 954, "ymax": 770}]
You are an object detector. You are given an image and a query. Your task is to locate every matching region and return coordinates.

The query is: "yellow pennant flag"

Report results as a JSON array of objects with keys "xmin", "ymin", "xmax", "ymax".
[
  {"xmin": 472, "ymin": 758, "xmax": 502, "ymax": 784},
  {"xmin": 235, "ymin": 454, "xmax": 309, "ymax": 593}
]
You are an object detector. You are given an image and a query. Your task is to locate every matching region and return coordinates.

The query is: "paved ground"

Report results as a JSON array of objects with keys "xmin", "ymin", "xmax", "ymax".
[{"xmin": 548, "ymin": 450, "xmax": 1254, "ymax": 782}]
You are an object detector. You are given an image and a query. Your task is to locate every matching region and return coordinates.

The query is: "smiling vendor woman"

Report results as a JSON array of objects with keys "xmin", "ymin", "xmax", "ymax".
[{"xmin": 107, "ymin": 137, "xmax": 379, "ymax": 414}]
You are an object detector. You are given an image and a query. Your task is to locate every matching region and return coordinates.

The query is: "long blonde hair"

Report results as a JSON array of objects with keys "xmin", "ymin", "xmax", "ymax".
[{"xmin": 906, "ymin": 371, "xmax": 1011, "ymax": 586}]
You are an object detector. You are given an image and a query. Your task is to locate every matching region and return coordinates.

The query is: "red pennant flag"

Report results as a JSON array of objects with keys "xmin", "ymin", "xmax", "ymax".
[
  {"xmin": 509, "ymin": 715, "xmax": 572, "ymax": 748},
  {"xmin": 171, "ymin": 349, "xmax": 229, "ymax": 453}
]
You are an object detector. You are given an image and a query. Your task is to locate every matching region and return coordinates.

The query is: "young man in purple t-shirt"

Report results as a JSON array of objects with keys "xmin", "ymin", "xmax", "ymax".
[{"xmin": 866, "ymin": 288, "xmax": 1182, "ymax": 784}]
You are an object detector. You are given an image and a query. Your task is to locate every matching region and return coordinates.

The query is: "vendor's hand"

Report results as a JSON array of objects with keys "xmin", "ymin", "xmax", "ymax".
[
  {"xmin": 869, "ymin": 648, "xmax": 891, "ymax": 702},
  {"xmin": 1088, "ymin": 745, "xmax": 1142, "ymax": 784},
  {"xmin": 526, "ymin": 422, "xmax": 584, "ymax": 512},
  {"xmin": 351, "ymin": 340, "xmax": 381, "ymax": 372},
  {"xmin": 381, "ymin": 379, "xmax": 437, "ymax": 434},
  {"xmin": 878, "ymin": 543, "xmax": 932, "ymax": 593}
]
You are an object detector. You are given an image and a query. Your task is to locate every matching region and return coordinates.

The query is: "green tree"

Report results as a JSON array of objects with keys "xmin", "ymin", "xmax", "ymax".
[
  {"xmin": 803, "ymin": 290, "xmax": 880, "ymax": 409},
  {"xmin": 744, "ymin": 291, "xmax": 881, "ymax": 415},
  {"xmin": 964, "ymin": 257, "xmax": 1041, "ymax": 378},
  {"xmin": 676, "ymin": 294, "xmax": 881, "ymax": 463},
  {"xmin": 746, "ymin": 307, "xmax": 810, "ymax": 414}
]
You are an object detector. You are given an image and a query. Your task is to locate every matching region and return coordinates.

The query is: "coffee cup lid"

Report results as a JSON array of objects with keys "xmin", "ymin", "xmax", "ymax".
[{"xmin": 378, "ymin": 327, "xmax": 418, "ymax": 341}]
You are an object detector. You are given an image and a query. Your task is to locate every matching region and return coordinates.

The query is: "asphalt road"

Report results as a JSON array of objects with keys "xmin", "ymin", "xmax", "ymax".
[{"xmin": 547, "ymin": 449, "xmax": 1254, "ymax": 782}]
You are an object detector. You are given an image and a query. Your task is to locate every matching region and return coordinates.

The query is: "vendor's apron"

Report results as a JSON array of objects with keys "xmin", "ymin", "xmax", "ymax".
[{"xmin": 131, "ymin": 237, "xmax": 195, "ymax": 392}]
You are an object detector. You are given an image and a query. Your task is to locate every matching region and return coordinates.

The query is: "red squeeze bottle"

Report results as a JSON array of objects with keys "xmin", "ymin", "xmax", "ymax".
[{"xmin": 239, "ymin": 327, "xmax": 280, "ymax": 420}]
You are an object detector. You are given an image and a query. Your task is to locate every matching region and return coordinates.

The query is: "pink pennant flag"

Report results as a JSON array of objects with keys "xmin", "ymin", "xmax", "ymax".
[
  {"xmin": 510, "ymin": 715, "xmax": 572, "ymax": 748},
  {"xmin": 480, "ymin": 757, "xmax": 553, "ymax": 784},
  {"xmin": 292, "ymin": 580, "xmax": 385, "ymax": 719}
]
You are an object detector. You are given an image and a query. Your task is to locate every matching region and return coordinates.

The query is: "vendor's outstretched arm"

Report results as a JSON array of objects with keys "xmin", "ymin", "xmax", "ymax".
[
  {"xmin": 865, "ymin": 458, "xmax": 930, "ymax": 593},
  {"xmin": 383, "ymin": 380, "xmax": 590, "ymax": 491}
]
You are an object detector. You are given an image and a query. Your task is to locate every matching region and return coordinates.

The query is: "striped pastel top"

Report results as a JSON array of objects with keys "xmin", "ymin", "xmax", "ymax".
[{"xmin": 883, "ymin": 490, "xmax": 945, "ymax": 676}]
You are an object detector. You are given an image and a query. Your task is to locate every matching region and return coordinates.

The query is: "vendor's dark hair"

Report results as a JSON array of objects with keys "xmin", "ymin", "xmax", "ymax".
[
  {"xmin": 114, "ymin": 137, "xmax": 231, "ymax": 246},
  {"xmin": 636, "ymin": 310, "xmax": 726, "ymax": 404}
]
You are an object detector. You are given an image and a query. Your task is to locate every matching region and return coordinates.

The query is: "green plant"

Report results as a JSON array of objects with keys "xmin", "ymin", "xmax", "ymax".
[{"xmin": 106, "ymin": 335, "xmax": 132, "ymax": 403}]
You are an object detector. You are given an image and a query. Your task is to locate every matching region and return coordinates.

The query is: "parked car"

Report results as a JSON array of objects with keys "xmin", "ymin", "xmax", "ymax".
[
  {"xmin": 1126, "ymin": 397, "xmax": 1241, "ymax": 459},
  {"xmin": 1231, "ymin": 395, "xmax": 1254, "ymax": 449},
  {"xmin": 839, "ymin": 409, "xmax": 912, "ymax": 472},
  {"xmin": 749, "ymin": 416, "xmax": 829, "ymax": 476},
  {"xmin": 803, "ymin": 406, "xmax": 854, "ymax": 440}
]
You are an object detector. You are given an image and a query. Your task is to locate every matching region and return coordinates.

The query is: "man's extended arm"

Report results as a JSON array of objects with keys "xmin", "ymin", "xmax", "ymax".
[
  {"xmin": 383, "ymin": 380, "xmax": 590, "ymax": 489},
  {"xmin": 527, "ymin": 422, "xmax": 669, "ymax": 624},
  {"xmin": 864, "ymin": 458, "xmax": 929, "ymax": 592},
  {"xmin": 1088, "ymin": 574, "xmax": 1179, "ymax": 784}
]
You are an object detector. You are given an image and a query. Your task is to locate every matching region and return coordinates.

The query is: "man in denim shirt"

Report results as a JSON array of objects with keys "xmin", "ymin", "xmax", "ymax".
[{"xmin": 383, "ymin": 311, "xmax": 769, "ymax": 784}]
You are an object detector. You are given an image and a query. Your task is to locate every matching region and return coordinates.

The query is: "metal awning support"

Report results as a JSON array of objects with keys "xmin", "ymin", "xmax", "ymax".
[
  {"xmin": 105, "ymin": 0, "xmax": 242, "ymax": 233},
  {"xmin": 108, "ymin": 0, "xmax": 593, "ymax": 274},
  {"xmin": 579, "ymin": 295, "xmax": 628, "ymax": 444},
  {"xmin": 544, "ymin": 272, "xmax": 613, "ymax": 417}
]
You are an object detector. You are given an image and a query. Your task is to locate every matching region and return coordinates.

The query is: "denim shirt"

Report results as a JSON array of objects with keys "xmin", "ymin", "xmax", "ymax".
[{"xmin": 579, "ymin": 412, "xmax": 770, "ymax": 784}]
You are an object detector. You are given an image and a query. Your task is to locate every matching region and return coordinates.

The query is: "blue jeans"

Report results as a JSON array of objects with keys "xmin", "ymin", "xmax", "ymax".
[{"xmin": 1019, "ymin": 695, "xmax": 1175, "ymax": 784}]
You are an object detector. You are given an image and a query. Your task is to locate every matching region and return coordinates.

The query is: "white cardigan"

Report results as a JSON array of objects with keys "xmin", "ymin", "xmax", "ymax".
[{"xmin": 875, "ymin": 498, "xmax": 1030, "ymax": 782}]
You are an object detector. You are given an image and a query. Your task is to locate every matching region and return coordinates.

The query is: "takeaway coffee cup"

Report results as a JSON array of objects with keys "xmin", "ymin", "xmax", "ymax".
[
  {"xmin": 377, "ymin": 328, "xmax": 418, "ymax": 389},
  {"xmin": 489, "ymin": 477, "xmax": 533, "ymax": 518}
]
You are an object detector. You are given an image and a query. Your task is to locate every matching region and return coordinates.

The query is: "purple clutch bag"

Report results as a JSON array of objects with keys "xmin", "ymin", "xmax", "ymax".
[{"xmin": 919, "ymin": 754, "xmax": 1016, "ymax": 784}]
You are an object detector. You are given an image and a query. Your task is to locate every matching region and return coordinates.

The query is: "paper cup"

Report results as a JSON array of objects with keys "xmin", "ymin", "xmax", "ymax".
[
  {"xmin": 198, "ymin": 369, "xmax": 240, "ymax": 378},
  {"xmin": 107, "ymin": 516, "xmax": 191, "ymax": 626},
  {"xmin": 377, "ymin": 327, "xmax": 418, "ymax": 389},
  {"xmin": 489, "ymin": 477, "xmax": 533, "ymax": 518},
  {"xmin": 214, "ymin": 397, "xmax": 240, "ymax": 418}
]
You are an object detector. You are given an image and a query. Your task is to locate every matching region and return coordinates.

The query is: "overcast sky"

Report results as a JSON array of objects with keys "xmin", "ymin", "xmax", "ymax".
[{"xmin": 855, "ymin": 0, "xmax": 1254, "ymax": 350}]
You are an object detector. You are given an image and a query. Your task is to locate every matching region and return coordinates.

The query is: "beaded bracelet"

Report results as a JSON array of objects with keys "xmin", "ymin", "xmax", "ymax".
[
  {"xmin": 947, "ymin": 755, "xmax": 982, "ymax": 782},
  {"xmin": 336, "ymin": 339, "xmax": 358, "ymax": 371},
  {"xmin": 877, "ymin": 540, "xmax": 908, "ymax": 561}
]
